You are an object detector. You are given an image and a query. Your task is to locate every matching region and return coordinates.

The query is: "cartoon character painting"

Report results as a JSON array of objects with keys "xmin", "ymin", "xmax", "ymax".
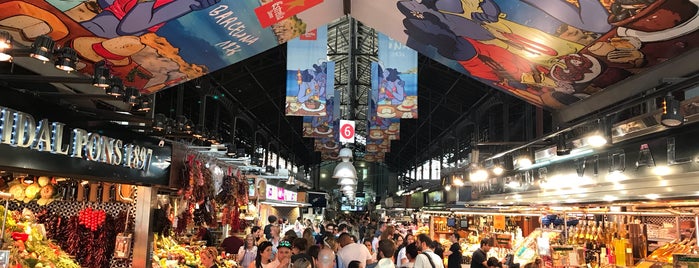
[
  {"xmin": 78, "ymin": 0, "xmax": 221, "ymax": 38},
  {"xmin": 377, "ymin": 66, "xmax": 406, "ymax": 105},
  {"xmin": 395, "ymin": 0, "xmax": 699, "ymax": 108}
]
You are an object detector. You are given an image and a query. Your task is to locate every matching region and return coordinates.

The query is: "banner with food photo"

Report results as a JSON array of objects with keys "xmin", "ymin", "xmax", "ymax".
[
  {"xmin": 302, "ymin": 82, "xmax": 339, "ymax": 137},
  {"xmin": 369, "ymin": 71, "xmax": 401, "ymax": 141},
  {"xmin": 286, "ymin": 26, "xmax": 333, "ymax": 116},
  {"xmin": 314, "ymin": 137, "xmax": 341, "ymax": 152},
  {"xmin": 373, "ymin": 34, "xmax": 418, "ymax": 119},
  {"xmin": 363, "ymin": 151, "xmax": 386, "ymax": 162}
]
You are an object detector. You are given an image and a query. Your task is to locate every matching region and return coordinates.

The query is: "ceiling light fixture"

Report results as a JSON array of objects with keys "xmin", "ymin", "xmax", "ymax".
[
  {"xmin": 661, "ymin": 93, "xmax": 684, "ymax": 127},
  {"xmin": 29, "ymin": 35, "xmax": 54, "ymax": 62},
  {"xmin": 123, "ymin": 87, "xmax": 140, "ymax": 106},
  {"xmin": 153, "ymin": 113, "xmax": 168, "ymax": 131},
  {"xmin": 0, "ymin": 31, "xmax": 12, "ymax": 61},
  {"xmin": 135, "ymin": 96, "xmax": 152, "ymax": 112},
  {"xmin": 92, "ymin": 61, "xmax": 111, "ymax": 88},
  {"xmin": 53, "ymin": 47, "xmax": 78, "ymax": 72},
  {"xmin": 556, "ymin": 132, "xmax": 571, "ymax": 156},
  {"xmin": 585, "ymin": 118, "xmax": 612, "ymax": 147},
  {"xmin": 105, "ymin": 77, "xmax": 125, "ymax": 97}
]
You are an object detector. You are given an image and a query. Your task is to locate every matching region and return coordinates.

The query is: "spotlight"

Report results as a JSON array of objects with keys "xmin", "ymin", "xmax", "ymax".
[
  {"xmin": 183, "ymin": 119, "xmax": 194, "ymax": 134},
  {"xmin": 661, "ymin": 93, "xmax": 684, "ymax": 127},
  {"xmin": 106, "ymin": 77, "xmax": 124, "ymax": 97},
  {"xmin": 193, "ymin": 124, "xmax": 206, "ymax": 138},
  {"xmin": 0, "ymin": 31, "xmax": 11, "ymax": 49},
  {"xmin": 0, "ymin": 31, "xmax": 13, "ymax": 61},
  {"xmin": 556, "ymin": 132, "xmax": 571, "ymax": 156},
  {"xmin": 153, "ymin": 113, "xmax": 168, "ymax": 131},
  {"xmin": 30, "ymin": 35, "xmax": 54, "ymax": 62},
  {"xmin": 176, "ymin": 115, "xmax": 189, "ymax": 131},
  {"xmin": 92, "ymin": 61, "xmax": 111, "ymax": 88},
  {"xmin": 54, "ymin": 47, "xmax": 78, "ymax": 72},
  {"xmin": 123, "ymin": 87, "xmax": 140, "ymax": 106},
  {"xmin": 585, "ymin": 118, "xmax": 612, "ymax": 147},
  {"xmin": 444, "ymin": 184, "xmax": 451, "ymax": 191},
  {"xmin": 492, "ymin": 166, "xmax": 504, "ymax": 175},
  {"xmin": 135, "ymin": 96, "xmax": 152, "ymax": 112}
]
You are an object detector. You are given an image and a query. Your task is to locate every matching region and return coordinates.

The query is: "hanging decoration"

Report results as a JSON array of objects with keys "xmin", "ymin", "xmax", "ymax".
[
  {"xmin": 285, "ymin": 26, "xmax": 334, "ymax": 117},
  {"xmin": 375, "ymin": 32, "xmax": 419, "ymax": 119}
]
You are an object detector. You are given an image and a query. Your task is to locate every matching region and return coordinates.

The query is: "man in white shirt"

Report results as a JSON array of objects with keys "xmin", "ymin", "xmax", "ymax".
[
  {"xmin": 337, "ymin": 233, "xmax": 375, "ymax": 268},
  {"xmin": 413, "ymin": 234, "xmax": 444, "ymax": 268},
  {"xmin": 376, "ymin": 239, "xmax": 396, "ymax": 268}
]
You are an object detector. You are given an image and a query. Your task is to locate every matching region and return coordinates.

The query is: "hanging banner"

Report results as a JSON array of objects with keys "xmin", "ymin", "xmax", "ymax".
[
  {"xmin": 369, "ymin": 63, "xmax": 401, "ymax": 146},
  {"xmin": 303, "ymin": 75, "xmax": 338, "ymax": 137},
  {"xmin": 375, "ymin": 33, "xmax": 418, "ymax": 119},
  {"xmin": 285, "ymin": 26, "xmax": 332, "ymax": 116},
  {"xmin": 254, "ymin": 0, "xmax": 324, "ymax": 28},
  {"xmin": 314, "ymin": 138, "xmax": 340, "ymax": 152},
  {"xmin": 9, "ymin": 0, "xmax": 341, "ymax": 93}
]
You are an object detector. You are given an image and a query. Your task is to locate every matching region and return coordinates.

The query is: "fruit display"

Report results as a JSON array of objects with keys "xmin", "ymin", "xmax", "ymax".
[
  {"xmin": 1, "ymin": 206, "xmax": 81, "ymax": 268},
  {"xmin": 152, "ymin": 234, "xmax": 237, "ymax": 268},
  {"xmin": 153, "ymin": 234, "xmax": 200, "ymax": 267}
]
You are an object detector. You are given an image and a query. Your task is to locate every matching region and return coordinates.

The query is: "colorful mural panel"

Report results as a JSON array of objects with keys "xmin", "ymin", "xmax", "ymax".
[
  {"xmin": 302, "ymin": 81, "xmax": 339, "ymax": 138},
  {"xmin": 285, "ymin": 27, "xmax": 332, "ymax": 116},
  {"xmin": 352, "ymin": 0, "xmax": 699, "ymax": 109},
  {"xmin": 0, "ymin": 0, "xmax": 342, "ymax": 93},
  {"xmin": 376, "ymin": 33, "xmax": 418, "ymax": 119}
]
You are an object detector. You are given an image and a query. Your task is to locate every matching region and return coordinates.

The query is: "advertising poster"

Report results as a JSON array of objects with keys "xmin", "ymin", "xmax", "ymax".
[
  {"xmin": 369, "ymin": 62, "xmax": 401, "ymax": 144},
  {"xmin": 376, "ymin": 33, "xmax": 418, "ymax": 119},
  {"xmin": 285, "ymin": 26, "xmax": 333, "ymax": 116},
  {"xmin": 3, "ymin": 0, "xmax": 342, "ymax": 93},
  {"xmin": 351, "ymin": 0, "xmax": 699, "ymax": 109},
  {"xmin": 302, "ymin": 64, "xmax": 338, "ymax": 137}
]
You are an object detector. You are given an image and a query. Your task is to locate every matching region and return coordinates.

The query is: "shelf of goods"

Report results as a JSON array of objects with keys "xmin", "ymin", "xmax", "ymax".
[{"xmin": 512, "ymin": 228, "xmax": 562, "ymax": 266}]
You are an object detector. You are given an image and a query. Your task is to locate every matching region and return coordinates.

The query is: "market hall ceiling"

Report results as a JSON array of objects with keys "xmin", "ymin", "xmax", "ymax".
[{"xmin": 0, "ymin": 0, "xmax": 698, "ymax": 169}]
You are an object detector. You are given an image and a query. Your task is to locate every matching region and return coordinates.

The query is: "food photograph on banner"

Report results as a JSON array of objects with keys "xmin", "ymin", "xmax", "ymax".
[
  {"xmin": 285, "ymin": 25, "xmax": 336, "ymax": 116},
  {"xmin": 374, "ymin": 33, "xmax": 419, "ymax": 119},
  {"xmin": 352, "ymin": 0, "xmax": 699, "ymax": 109},
  {"xmin": 4, "ymin": 0, "xmax": 342, "ymax": 94},
  {"xmin": 302, "ymin": 84, "xmax": 339, "ymax": 138}
]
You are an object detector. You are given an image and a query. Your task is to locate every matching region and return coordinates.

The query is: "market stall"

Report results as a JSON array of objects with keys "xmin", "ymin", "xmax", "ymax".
[{"xmin": 0, "ymin": 98, "xmax": 176, "ymax": 267}]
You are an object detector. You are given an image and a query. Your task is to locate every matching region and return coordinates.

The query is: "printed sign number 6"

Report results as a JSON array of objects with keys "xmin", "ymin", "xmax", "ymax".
[{"xmin": 341, "ymin": 124, "xmax": 354, "ymax": 139}]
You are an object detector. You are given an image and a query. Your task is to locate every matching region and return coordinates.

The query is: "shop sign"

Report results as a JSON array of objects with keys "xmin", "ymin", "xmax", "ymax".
[
  {"xmin": 276, "ymin": 187, "xmax": 285, "ymax": 201},
  {"xmin": 284, "ymin": 190, "xmax": 297, "ymax": 202},
  {"xmin": 266, "ymin": 184, "xmax": 277, "ymax": 200},
  {"xmin": 0, "ymin": 106, "xmax": 152, "ymax": 171}
]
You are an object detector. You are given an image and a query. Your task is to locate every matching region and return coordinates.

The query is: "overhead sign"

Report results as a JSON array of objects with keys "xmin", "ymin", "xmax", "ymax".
[
  {"xmin": 339, "ymin": 120, "xmax": 355, "ymax": 143},
  {"xmin": 0, "ymin": 106, "xmax": 153, "ymax": 171},
  {"xmin": 0, "ymin": 93, "xmax": 172, "ymax": 186}
]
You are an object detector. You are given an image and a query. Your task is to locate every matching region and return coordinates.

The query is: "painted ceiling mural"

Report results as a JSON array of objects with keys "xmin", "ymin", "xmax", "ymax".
[
  {"xmin": 353, "ymin": 0, "xmax": 699, "ymax": 109},
  {"xmin": 0, "ymin": 0, "xmax": 342, "ymax": 93},
  {"xmin": 1, "ymin": 0, "xmax": 697, "ymax": 110}
]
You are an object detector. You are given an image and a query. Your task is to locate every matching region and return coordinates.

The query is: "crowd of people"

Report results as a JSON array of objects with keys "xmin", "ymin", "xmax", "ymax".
[{"xmin": 194, "ymin": 214, "xmax": 474, "ymax": 268}]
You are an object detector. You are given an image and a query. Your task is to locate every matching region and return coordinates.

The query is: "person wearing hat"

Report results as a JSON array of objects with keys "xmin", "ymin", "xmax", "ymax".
[
  {"xmin": 276, "ymin": 240, "xmax": 293, "ymax": 268},
  {"xmin": 471, "ymin": 238, "xmax": 492, "ymax": 268}
]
